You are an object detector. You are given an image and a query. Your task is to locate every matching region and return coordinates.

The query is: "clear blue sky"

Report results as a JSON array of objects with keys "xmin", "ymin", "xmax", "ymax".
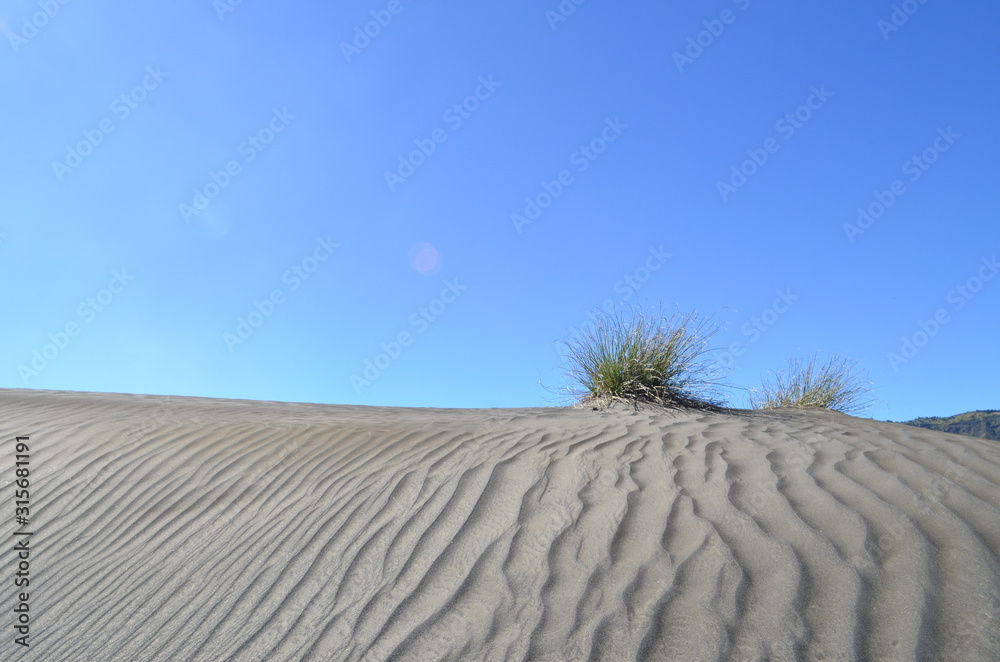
[{"xmin": 2, "ymin": 0, "xmax": 997, "ymax": 421}]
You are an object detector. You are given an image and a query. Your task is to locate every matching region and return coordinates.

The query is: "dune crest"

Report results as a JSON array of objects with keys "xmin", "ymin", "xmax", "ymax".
[{"xmin": 2, "ymin": 389, "xmax": 999, "ymax": 661}]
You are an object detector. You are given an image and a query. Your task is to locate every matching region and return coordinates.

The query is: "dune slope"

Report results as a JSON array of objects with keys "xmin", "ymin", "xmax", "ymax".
[{"xmin": 2, "ymin": 389, "xmax": 999, "ymax": 661}]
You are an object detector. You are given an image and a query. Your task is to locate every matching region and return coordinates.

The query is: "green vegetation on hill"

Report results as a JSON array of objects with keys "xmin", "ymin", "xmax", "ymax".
[{"xmin": 901, "ymin": 411, "xmax": 1000, "ymax": 441}]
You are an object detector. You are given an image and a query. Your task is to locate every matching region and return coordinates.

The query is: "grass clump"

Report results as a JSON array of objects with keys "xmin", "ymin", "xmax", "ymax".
[
  {"xmin": 749, "ymin": 354, "xmax": 873, "ymax": 415},
  {"xmin": 563, "ymin": 306, "xmax": 724, "ymax": 409}
]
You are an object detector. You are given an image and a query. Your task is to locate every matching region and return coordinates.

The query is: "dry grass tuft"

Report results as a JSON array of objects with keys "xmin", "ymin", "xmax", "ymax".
[
  {"xmin": 563, "ymin": 306, "xmax": 725, "ymax": 410},
  {"xmin": 749, "ymin": 354, "xmax": 874, "ymax": 414}
]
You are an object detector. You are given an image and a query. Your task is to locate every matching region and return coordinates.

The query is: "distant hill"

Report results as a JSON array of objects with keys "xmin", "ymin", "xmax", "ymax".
[{"xmin": 900, "ymin": 410, "xmax": 1000, "ymax": 441}]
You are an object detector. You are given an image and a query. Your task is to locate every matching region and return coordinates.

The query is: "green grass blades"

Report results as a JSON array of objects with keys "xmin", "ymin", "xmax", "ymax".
[
  {"xmin": 749, "ymin": 354, "xmax": 874, "ymax": 414},
  {"xmin": 563, "ymin": 306, "xmax": 724, "ymax": 409}
]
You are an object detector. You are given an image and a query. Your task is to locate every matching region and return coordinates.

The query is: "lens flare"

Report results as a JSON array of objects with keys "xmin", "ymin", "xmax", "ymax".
[{"xmin": 408, "ymin": 242, "xmax": 440, "ymax": 275}]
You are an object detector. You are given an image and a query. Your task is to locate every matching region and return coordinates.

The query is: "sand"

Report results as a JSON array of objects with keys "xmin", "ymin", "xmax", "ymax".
[{"xmin": 2, "ymin": 388, "xmax": 999, "ymax": 661}]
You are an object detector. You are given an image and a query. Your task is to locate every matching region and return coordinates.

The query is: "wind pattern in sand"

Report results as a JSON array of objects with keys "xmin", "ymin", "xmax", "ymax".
[{"xmin": 2, "ymin": 390, "xmax": 999, "ymax": 661}]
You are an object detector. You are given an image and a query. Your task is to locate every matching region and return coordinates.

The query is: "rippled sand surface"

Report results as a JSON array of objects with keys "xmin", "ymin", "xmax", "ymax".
[{"xmin": 2, "ymin": 389, "xmax": 998, "ymax": 661}]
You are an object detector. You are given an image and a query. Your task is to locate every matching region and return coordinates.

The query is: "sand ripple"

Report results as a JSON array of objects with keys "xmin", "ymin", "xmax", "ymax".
[{"xmin": 2, "ymin": 390, "xmax": 999, "ymax": 661}]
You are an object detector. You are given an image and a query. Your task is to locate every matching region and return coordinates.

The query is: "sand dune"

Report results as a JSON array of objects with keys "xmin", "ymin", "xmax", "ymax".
[{"xmin": 2, "ymin": 389, "xmax": 999, "ymax": 661}]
